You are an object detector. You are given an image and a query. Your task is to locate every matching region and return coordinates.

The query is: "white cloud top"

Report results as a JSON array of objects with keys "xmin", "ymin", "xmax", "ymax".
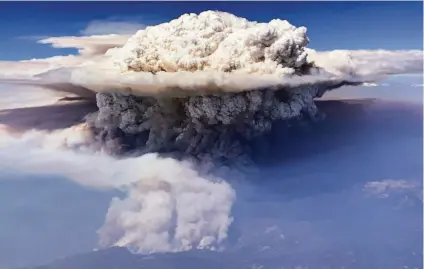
[{"xmin": 111, "ymin": 11, "xmax": 309, "ymax": 76}]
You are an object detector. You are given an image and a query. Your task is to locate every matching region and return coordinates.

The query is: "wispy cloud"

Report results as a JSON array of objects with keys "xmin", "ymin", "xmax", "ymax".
[
  {"xmin": 17, "ymin": 16, "xmax": 150, "ymax": 43},
  {"xmin": 81, "ymin": 19, "xmax": 146, "ymax": 35},
  {"xmin": 16, "ymin": 35, "xmax": 51, "ymax": 41},
  {"xmin": 360, "ymin": 82, "xmax": 379, "ymax": 87},
  {"xmin": 411, "ymin": 83, "xmax": 423, "ymax": 87},
  {"xmin": 38, "ymin": 35, "xmax": 129, "ymax": 56}
]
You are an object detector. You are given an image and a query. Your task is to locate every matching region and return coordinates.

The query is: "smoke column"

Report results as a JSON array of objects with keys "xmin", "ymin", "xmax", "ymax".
[{"xmin": 81, "ymin": 11, "xmax": 351, "ymax": 164}]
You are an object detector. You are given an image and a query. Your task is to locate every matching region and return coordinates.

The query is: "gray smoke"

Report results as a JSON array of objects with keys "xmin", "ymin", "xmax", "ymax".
[{"xmin": 86, "ymin": 81, "xmax": 342, "ymax": 164}]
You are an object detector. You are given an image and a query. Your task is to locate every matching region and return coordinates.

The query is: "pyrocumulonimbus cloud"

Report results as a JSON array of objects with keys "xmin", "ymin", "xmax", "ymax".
[{"xmin": 0, "ymin": 10, "xmax": 422, "ymax": 254}]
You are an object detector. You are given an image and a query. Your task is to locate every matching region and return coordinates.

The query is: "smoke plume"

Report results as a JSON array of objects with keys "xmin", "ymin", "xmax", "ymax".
[{"xmin": 0, "ymin": 129, "xmax": 236, "ymax": 252}]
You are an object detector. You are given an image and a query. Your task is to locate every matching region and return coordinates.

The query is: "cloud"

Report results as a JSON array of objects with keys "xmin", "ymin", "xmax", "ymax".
[
  {"xmin": 2, "ymin": 49, "xmax": 418, "ymax": 102},
  {"xmin": 0, "ymin": 61, "xmax": 52, "ymax": 79},
  {"xmin": 0, "ymin": 128, "xmax": 236, "ymax": 252},
  {"xmin": 307, "ymin": 49, "xmax": 423, "ymax": 79},
  {"xmin": 38, "ymin": 35, "xmax": 129, "ymax": 56},
  {"xmin": 360, "ymin": 82, "xmax": 379, "ymax": 87},
  {"xmin": 1, "ymin": 11, "xmax": 420, "ymax": 100},
  {"xmin": 1, "ymin": 11, "xmax": 422, "ymax": 159},
  {"xmin": 0, "ymin": 84, "xmax": 62, "ymax": 110},
  {"xmin": 358, "ymin": 82, "xmax": 390, "ymax": 87},
  {"xmin": 0, "ymin": 55, "xmax": 86, "ymax": 79},
  {"xmin": 1, "ymin": 11, "xmax": 422, "ymax": 160},
  {"xmin": 81, "ymin": 20, "xmax": 146, "ymax": 35},
  {"xmin": 1, "ymin": 11, "xmax": 419, "ymax": 99},
  {"xmin": 363, "ymin": 179, "xmax": 422, "ymax": 200},
  {"xmin": 98, "ymin": 155, "xmax": 235, "ymax": 253},
  {"xmin": 411, "ymin": 83, "xmax": 423, "ymax": 87},
  {"xmin": 0, "ymin": 55, "xmax": 95, "ymax": 100},
  {"xmin": 15, "ymin": 35, "xmax": 51, "ymax": 41}
]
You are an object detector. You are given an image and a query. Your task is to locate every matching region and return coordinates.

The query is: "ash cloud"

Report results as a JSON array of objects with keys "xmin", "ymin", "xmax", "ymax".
[{"xmin": 77, "ymin": 11, "xmax": 420, "ymax": 163}]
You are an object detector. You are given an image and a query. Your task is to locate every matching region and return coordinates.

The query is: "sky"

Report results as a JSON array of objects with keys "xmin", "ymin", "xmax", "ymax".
[{"xmin": 0, "ymin": 1, "xmax": 422, "ymax": 61}]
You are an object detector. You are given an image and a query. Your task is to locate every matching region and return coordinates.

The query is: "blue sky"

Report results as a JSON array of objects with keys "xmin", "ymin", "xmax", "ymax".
[{"xmin": 0, "ymin": 1, "xmax": 422, "ymax": 61}]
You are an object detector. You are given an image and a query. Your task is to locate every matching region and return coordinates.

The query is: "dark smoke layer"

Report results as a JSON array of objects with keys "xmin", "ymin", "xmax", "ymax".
[{"xmin": 87, "ymin": 82, "xmax": 339, "ymax": 164}]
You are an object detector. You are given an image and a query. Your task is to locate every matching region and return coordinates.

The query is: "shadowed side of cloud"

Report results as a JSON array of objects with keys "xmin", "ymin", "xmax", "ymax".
[{"xmin": 0, "ymin": 101, "xmax": 97, "ymax": 132}]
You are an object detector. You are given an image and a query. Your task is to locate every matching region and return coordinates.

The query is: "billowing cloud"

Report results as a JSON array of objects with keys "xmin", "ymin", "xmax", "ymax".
[
  {"xmin": 98, "ymin": 155, "xmax": 235, "ymax": 253},
  {"xmin": 0, "ymin": 128, "xmax": 236, "ymax": 252}
]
